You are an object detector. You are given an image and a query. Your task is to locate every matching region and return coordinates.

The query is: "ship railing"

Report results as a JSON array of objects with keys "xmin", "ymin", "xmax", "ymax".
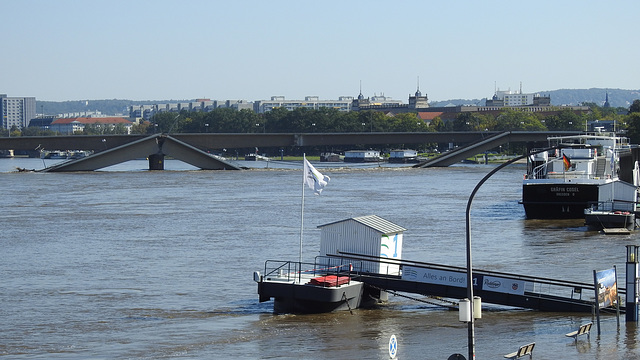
[
  {"xmin": 263, "ymin": 257, "xmax": 364, "ymax": 286},
  {"xmin": 587, "ymin": 199, "xmax": 637, "ymax": 212},
  {"xmin": 528, "ymin": 162, "xmax": 548, "ymax": 179},
  {"xmin": 528, "ymin": 159, "xmax": 596, "ymax": 180}
]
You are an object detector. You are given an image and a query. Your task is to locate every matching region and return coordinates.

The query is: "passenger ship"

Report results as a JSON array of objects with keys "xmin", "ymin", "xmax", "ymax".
[{"xmin": 521, "ymin": 133, "xmax": 640, "ymax": 219}]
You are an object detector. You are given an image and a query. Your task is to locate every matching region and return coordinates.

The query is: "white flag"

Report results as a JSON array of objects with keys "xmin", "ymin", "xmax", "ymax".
[{"xmin": 304, "ymin": 158, "xmax": 330, "ymax": 195}]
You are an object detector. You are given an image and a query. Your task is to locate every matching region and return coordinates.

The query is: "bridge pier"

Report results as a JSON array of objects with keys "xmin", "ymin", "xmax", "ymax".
[{"xmin": 148, "ymin": 153, "xmax": 164, "ymax": 170}]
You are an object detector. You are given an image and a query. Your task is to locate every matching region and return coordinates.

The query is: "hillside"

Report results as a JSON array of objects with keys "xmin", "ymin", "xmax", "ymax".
[
  {"xmin": 540, "ymin": 88, "xmax": 640, "ymax": 108},
  {"xmin": 36, "ymin": 88, "xmax": 640, "ymax": 116}
]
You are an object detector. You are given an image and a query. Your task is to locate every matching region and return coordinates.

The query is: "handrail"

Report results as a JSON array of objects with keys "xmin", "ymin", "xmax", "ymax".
[{"xmin": 334, "ymin": 251, "xmax": 621, "ymax": 296}]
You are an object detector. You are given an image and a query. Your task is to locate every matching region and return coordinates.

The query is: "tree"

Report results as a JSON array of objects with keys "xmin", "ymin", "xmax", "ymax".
[
  {"xmin": 629, "ymin": 100, "xmax": 640, "ymax": 114},
  {"xmin": 131, "ymin": 121, "xmax": 151, "ymax": 134},
  {"xmin": 542, "ymin": 109, "xmax": 583, "ymax": 131},
  {"xmin": 428, "ymin": 116, "xmax": 444, "ymax": 132},
  {"xmin": 151, "ymin": 112, "xmax": 182, "ymax": 133},
  {"xmin": 388, "ymin": 113, "xmax": 426, "ymax": 132},
  {"xmin": 495, "ymin": 109, "xmax": 546, "ymax": 131},
  {"xmin": 625, "ymin": 113, "xmax": 640, "ymax": 144},
  {"xmin": 452, "ymin": 112, "xmax": 496, "ymax": 131}
]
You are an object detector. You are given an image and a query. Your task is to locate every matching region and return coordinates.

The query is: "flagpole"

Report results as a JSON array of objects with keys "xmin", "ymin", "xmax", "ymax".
[{"xmin": 299, "ymin": 154, "xmax": 306, "ymax": 268}]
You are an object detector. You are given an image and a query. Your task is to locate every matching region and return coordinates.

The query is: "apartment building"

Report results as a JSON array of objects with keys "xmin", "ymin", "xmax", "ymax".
[
  {"xmin": 1, "ymin": 94, "xmax": 36, "ymax": 130},
  {"xmin": 253, "ymin": 96, "xmax": 355, "ymax": 113}
]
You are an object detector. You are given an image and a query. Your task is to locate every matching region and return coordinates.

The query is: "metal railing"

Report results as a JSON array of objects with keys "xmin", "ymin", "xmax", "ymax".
[{"xmin": 262, "ymin": 256, "xmax": 363, "ymax": 286}]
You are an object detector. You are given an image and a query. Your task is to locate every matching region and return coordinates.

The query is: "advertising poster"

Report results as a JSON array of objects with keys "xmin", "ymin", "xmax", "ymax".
[{"xmin": 594, "ymin": 267, "xmax": 618, "ymax": 309}]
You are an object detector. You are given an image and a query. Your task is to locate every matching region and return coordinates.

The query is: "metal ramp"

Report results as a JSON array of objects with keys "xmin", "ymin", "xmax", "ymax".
[
  {"xmin": 413, "ymin": 131, "xmax": 512, "ymax": 168},
  {"xmin": 334, "ymin": 252, "xmax": 612, "ymax": 312}
]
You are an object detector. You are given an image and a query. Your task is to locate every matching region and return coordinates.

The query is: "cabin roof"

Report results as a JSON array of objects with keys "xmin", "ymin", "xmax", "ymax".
[{"xmin": 318, "ymin": 215, "xmax": 406, "ymax": 234}]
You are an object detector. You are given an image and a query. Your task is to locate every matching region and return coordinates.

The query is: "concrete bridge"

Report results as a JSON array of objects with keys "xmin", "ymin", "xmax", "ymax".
[{"xmin": 0, "ymin": 131, "xmax": 581, "ymax": 171}]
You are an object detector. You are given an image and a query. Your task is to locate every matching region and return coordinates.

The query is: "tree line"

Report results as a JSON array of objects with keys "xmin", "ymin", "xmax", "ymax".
[{"xmin": 5, "ymin": 101, "xmax": 640, "ymax": 144}]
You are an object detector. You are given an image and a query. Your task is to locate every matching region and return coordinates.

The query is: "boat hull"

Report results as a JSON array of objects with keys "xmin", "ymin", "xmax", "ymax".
[
  {"xmin": 258, "ymin": 279, "xmax": 365, "ymax": 314},
  {"xmin": 585, "ymin": 210, "xmax": 636, "ymax": 231},
  {"xmin": 522, "ymin": 183, "xmax": 599, "ymax": 219}
]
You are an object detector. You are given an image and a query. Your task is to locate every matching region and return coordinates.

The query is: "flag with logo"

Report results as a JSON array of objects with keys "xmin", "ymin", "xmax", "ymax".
[
  {"xmin": 562, "ymin": 154, "xmax": 571, "ymax": 171},
  {"xmin": 303, "ymin": 157, "xmax": 330, "ymax": 195}
]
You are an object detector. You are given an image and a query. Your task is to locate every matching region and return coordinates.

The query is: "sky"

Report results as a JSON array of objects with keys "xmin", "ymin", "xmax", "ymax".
[{"xmin": 2, "ymin": 0, "xmax": 639, "ymax": 102}]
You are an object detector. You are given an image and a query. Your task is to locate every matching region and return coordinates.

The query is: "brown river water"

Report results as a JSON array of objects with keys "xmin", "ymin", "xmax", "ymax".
[{"xmin": 1, "ymin": 158, "xmax": 638, "ymax": 359}]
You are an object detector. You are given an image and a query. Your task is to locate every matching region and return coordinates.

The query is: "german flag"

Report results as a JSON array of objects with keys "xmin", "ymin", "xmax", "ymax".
[{"xmin": 562, "ymin": 154, "xmax": 571, "ymax": 171}]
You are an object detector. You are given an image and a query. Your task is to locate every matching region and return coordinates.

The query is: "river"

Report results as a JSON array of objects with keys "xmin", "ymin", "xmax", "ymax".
[{"xmin": 1, "ymin": 158, "xmax": 638, "ymax": 359}]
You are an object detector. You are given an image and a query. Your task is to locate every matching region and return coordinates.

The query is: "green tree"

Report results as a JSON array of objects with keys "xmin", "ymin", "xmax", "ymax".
[
  {"xmin": 427, "ymin": 116, "xmax": 444, "ymax": 132},
  {"xmin": 629, "ymin": 100, "xmax": 640, "ymax": 114},
  {"xmin": 389, "ymin": 113, "xmax": 427, "ymax": 132},
  {"xmin": 131, "ymin": 121, "xmax": 151, "ymax": 134},
  {"xmin": 263, "ymin": 107, "xmax": 290, "ymax": 132},
  {"xmin": 151, "ymin": 112, "xmax": 182, "ymax": 133},
  {"xmin": 495, "ymin": 109, "xmax": 546, "ymax": 131},
  {"xmin": 542, "ymin": 109, "xmax": 583, "ymax": 131},
  {"xmin": 625, "ymin": 113, "xmax": 640, "ymax": 144}
]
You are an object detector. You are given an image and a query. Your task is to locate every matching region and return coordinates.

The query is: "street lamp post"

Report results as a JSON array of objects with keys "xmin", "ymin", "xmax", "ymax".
[{"xmin": 464, "ymin": 145, "xmax": 561, "ymax": 360}]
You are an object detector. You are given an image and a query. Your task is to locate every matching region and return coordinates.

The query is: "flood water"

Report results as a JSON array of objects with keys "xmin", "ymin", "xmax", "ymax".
[{"xmin": 1, "ymin": 158, "xmax": 639, "ymax": 359}]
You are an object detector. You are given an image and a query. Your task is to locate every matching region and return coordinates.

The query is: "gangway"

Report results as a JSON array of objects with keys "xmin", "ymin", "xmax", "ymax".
[{"xmin": 333, "ymin": 252, "xmax": 623, "ymax": 313}]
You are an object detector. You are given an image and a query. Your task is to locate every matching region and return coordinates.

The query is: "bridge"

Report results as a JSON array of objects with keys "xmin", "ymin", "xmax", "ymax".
[
  {"xmin": 40, "ymin": 134, "xmax": 242, "ymax": 172},
  {"xmin": 0, "ymin": 131, "xmax": 581, "ymax": 171}
]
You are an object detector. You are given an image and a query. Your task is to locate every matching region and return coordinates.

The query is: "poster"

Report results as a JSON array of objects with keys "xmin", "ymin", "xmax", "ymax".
[{"xmin": 594, "ymin": 267, "xmax": 618, "ymax": 308}]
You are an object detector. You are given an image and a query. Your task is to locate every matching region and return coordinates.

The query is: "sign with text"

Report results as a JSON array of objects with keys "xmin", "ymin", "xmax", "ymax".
[
  {"xmin": 402, "ymin": 266, "xmax": 467, "ymax": 288},
  {"xmin": 402, "ymin": 266, "xmax": 526, "ymax": 295},
  {"xmin": 481, "ymin": 275, "xmax": 525, "ymax": 295}
]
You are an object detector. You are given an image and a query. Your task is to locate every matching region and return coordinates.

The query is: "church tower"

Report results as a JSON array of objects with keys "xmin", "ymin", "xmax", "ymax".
[
  {"xmin": 603, "ymin": 92, "xmax": 611, "ymax": 108},
  {"xmin": 408, "ymin": 77, "xmax": 429, "ymax": 109}
]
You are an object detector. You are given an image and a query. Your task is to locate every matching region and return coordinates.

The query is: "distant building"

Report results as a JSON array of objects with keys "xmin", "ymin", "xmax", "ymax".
[
  {"xmin": 58, "ymin": 110, "xmax": 104, "ymax": 118},
  {"xmin": 29, "ymin": 115, "xmax": 56, "ymax": 130},
  {"xmin": 408, "ymin": 86, "xmax": 430, "ymax": 109},
  {"xmin": 253, "ymin": 96, "xmax": 354, "ymax": 113},
  {"xmin": 603, "ymin": 92, "xmax": 611, "ymax": 108},
  {"xmin": 1, "ymin": 94, "xmax": 36, "ymax": 130},
  {"xmin": 129, "ymin": 99, "xmax": 253, "ymax": 121},
  {"xmin": 485, "ymin": 89, "xmax": 551, "ymax": 107},
  {"xmin": 49, "ymin": 117, "xmax": 133, "ymax": 134},
  {"xmin": 351, "ymin": 93, "xmax": 404, "ymax": 111}
]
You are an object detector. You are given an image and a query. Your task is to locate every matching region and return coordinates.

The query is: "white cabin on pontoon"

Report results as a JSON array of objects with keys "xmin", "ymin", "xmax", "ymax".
[{"xmin": 318, "ymin": 215, "xmax": 405, "ymax": 275}]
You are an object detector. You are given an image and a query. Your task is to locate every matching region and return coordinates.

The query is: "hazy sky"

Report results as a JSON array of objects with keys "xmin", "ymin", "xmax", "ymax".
[{"xmin": 2, "ymin": 0, "xmax": 639, "ymax": 102}]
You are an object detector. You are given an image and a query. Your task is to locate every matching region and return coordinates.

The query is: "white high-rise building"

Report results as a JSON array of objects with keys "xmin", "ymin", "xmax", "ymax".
[{"xmin": 1, "ymin": 94, "xmax": 36, "ymax": 130}]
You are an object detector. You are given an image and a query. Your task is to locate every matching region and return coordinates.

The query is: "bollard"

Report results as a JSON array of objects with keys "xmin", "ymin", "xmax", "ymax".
[{"xmin": 626, "ymin": 245, "xmax": 639, "ymax": 321}]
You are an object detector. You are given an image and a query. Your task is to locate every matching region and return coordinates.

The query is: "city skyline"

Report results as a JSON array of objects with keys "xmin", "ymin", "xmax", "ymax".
[{"xmin": 2, "ymin": 0, "xmax": 639, "ymax": 102}]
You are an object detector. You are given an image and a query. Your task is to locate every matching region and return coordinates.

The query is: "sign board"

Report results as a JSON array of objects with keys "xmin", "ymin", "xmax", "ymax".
[
  {"xmin": 401, "ymin": 266, "xmax": 525, "ymax": 295},
  {"xmin": 388, "ymin": 334, "xmax": 397, "ymax": 359},
  {"xmin": 594, "ymin": 267, "xmax": 618, "ymax": 308}
]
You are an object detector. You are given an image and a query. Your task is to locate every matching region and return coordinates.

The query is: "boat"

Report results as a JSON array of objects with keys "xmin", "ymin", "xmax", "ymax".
[
  {"xmin": 388, "ymin": 149, "xmax": 420, "ymax": 163},
  {"xmin": 255, "ymin": 260, "xmax": 366, "ymax": 314},
  {"xmin": 42, "ymin": 150, "xmax": 68, "ymax": 159},
  {"xmin": 0, "ymin": 149, "xmax": 14, "ymax": 158},
  {"xmin": 584, "ymin": 180, "xmax": 638, "ymax": 231},
  {"xmin": 68, "ymin": 150, "xmax": 92, "ymax": 159},
  {"xmin": 344, "ymin": 150, "xmax": 382, "ymax": 163},
  {"xmin": 255, "ymin": 215, "xmax": 404, "ymax": 314},
  {"xmin": 320, "ymin": 152, "xmax": 342, "ymax": 162},
  {"xmin": 585, "ymin": 208, "xmax": 636, "ymax": 231},
  {"xmin": 521, "ymin": 132, "xmax": 640, "ymax": 219}
]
